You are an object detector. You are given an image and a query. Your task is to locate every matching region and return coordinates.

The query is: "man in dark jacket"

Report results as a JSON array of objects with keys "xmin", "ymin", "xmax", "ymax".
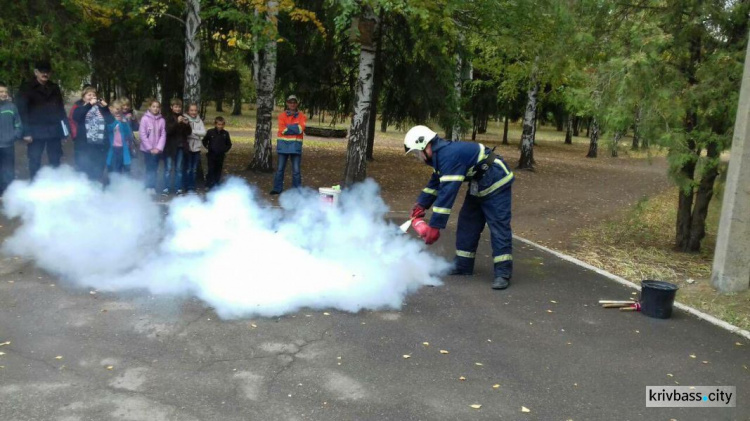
[
  {"xmin": 16, "ymin": 61, "xmax": 69, "ymax": 179},
  {"xmin": 405, "ymin": 125, "xmax": 515, "ymax": 290},
  {"xmin": 202, "ymin": 116, "xmax": 232, "ymax": 189}
]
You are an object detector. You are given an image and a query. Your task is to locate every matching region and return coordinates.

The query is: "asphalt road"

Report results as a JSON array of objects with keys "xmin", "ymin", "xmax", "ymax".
[{"xmin": 0, "ymin": 220, "xmax": 748, "ymax": 421}]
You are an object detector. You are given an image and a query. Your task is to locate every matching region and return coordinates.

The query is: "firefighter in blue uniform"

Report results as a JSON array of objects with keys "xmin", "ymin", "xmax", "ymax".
[{"xmin": 405, "ymin": 125, "xmax": 515, "ymax": 290}]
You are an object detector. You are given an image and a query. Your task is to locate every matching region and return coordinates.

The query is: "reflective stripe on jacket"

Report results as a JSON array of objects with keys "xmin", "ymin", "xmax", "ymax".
[
  {"xmin": 416, "ymin": 137, "xmax": 514, "ymax": 229},
  {"xmin": 276, "ymin": 110, "xmax": 306, "ymax": 154}
]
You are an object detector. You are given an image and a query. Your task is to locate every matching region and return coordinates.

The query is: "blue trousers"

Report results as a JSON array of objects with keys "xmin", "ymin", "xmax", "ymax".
[
  {"xmin": 454, "ymin": 186, "xmax": 513, "ymax": 279},
  {"xmin": 185, "ymin": 151, "xmax": 200, "ymax": 191},
  {"xmin": 272, "ymin": 153, "xmax": 301, "ymax": 192},
  {"xmin": 142, "ymin": 151, "xmax": 159, "ymax": 189},
  {"xmin": 0, "ymin": 145, "xmax": 14, "ymax": 195},
  {"xmin": 162, "ymin": 149, "xmax": 184, "ymax": 192}
]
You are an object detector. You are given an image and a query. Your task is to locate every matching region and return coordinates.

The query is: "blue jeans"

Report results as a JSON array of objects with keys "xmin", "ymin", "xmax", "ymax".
[
  {"xmin": 185, "ymin": 151, "xmax": 200, "ymax": 191},
  {"xmin": 163, "ymin": 149, "xmax": 184, "ymax": 192},
  {"xmin": 142, "ymin": 151, "xmax": 159, "ymax": 189},
  {"xmin": 272, "ymin": 153, "xmax": 301, "ymax": 193}
]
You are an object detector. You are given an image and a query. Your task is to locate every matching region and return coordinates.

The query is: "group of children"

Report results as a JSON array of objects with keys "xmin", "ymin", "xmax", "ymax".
[
  {"xmin": 137, "ymin": 98, "xmax": 232, "ymax": 195},
  {"xmin": 0, "ymin": 84, "xmax": 233, "ymax": 196}
]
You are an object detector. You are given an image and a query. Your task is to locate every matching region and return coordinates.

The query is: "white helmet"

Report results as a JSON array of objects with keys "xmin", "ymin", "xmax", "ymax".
[{"xmin": 404, "ymin": 125, "xmax": 437, "ymax": 154}]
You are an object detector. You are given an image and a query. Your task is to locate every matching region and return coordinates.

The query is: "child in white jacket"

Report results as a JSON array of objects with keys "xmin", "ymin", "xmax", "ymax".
[{"xmin": 184, "ymin": 103, "xmax": 206, "ymax": 193}]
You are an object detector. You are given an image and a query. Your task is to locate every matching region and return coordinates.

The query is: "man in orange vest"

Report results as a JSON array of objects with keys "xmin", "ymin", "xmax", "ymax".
[{"xmin": 270, "ymin": 95, "xmax": 306, "ymax": 194}]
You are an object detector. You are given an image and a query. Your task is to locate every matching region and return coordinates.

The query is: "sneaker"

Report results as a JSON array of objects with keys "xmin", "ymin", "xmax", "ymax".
[
  {"xmin": 492, "ymin": 277, "xmax": 510, "ymax": 290},
  {"xmin": 269, "ymin": 190, "xmax": 280, "ymax": 195},
  {"xmin": 161, "ymin": 188, "xmax": 169, "ymax": 196},
  {"xmin": 448, "ymin": 268, "xmax": 473, "ymax": 276}
]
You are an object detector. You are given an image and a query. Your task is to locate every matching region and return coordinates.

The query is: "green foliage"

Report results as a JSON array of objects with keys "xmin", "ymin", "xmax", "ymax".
[{"xmin": 0, "ymin": 0, "xmax": 100, "ymax": 93}]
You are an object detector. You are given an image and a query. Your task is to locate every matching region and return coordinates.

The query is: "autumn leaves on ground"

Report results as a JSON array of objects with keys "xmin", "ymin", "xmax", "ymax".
[{"xmin": 214, "ymin": 109, "xmax": 749, "ymax": 331}]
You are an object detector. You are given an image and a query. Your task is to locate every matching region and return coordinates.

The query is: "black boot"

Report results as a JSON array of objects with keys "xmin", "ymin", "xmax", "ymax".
[
  {"xmin": 492, "ymin": 277, "xmax": 510, "ymax": 290},
  {"xmin": 449, "ymin": 267, "xmax": 473, "ymax": 276}
]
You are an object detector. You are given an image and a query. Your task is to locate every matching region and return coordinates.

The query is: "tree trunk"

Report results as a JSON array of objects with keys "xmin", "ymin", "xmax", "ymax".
[
  {"xmin": 451, "ymin": 52, "xmax": 463, "ymax": 141},
  {"xmin": 564, "ymin": 114, "xmax": 573, "ymax": 144},
  {"xmin": 183, "ymin": 0, "xmax": 201, "ymax": 105},
  {"xmin": 343, "ymin": 6, "xmax": 378, "ymax": 186},
  {"xmin": 248, "ymin": 1, "xmax": 278, "ymax": 173},
  {"xmin": 611, "ymin": 131, "xmax": 621, "ymax": 157},
  {"xmin": 631, "ymin": 105, "xmax": 642, "ymax": 150},
  {"xmin": 517, "ymin": 78, "xmax": 538, "ymax": 169},
  {"xmin": 586, "ymin": 119, "xmax": 599, "ymax": 158},
  {"xmin": 366, "ymin": 12, "xmax": 384, "ymax": 162},
  {"xmin": 502, "ymin": 115, "xmax": 509, "ymax": 145},
  {"xmin": 232, "ymin": 83, "xmax": 242, "ymax": 116},
  {"xmin": 687, "ymin": 142, "xmax": 720, "ymax": 251},
  {"xmin": 216, "ymin": 96, "xmax": 224, "ymax": 112},
  {"xmin": 572, "ymin": 115, "xmax": 580, "ymax": 136},
  {"xmin": 675, "ymin": 123, "xmax": 698, "ymax": 251}
]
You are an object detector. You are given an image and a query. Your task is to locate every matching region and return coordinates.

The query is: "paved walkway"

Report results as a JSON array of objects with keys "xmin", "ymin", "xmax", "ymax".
[{"xmin": 0, "ymin": 224, "xmax": 747, "ymax": 420}]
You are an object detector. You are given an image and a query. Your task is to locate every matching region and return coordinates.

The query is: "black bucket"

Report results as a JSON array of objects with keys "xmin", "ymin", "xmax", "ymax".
[{"xmin": 640, "ymin": 280, "xmax": 679, "ymax": 319}]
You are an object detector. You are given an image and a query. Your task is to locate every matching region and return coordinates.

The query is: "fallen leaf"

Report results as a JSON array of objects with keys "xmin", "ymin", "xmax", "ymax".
[
  {"xmin": 475, "ymin": 362, "xmax": 483, "ymax": 366},
  {"xmin": 735, "ymin": 342, "xmax": 743, "ymax": 346},
  {"xmin": 106, "ymin": 366, "xmax": 114, "ymax": 370},
  {"xmin": 470, "ymin": 404, "xmax": 481, "ymax": 409},
  {"xmin": 323, "ymin": 312, "xmax": 330, "ymax": 316},
  {"xmin": 634, "ymin": 330, "xmax": 640, "ymax": 334},
  {"xmin": 492, "ymin": 384, "xmax": 500, "ymax": 389},
  {"xmin": 0, "ymin": 352, "xmax": 5, "ymax": 356},
  {"xmin": 439, "ymin": 350, "xmax": 449, "ymax": 354},
  {"xmin": 689, "ymin": 354, "xmax": 696, "ymax": 358},
  {"xmin": 487, "ymin": 339, "xmax": 492, "ymax": 343},
  {"xmin": 702, "ymin": 361, "xmax": 709, "ymax": 364},
  {"xmin": 422, "ymin": 342, "xmax": 429, "ymax": 346},
  {"xmin": 89, "ymin": 291, "xmax": 96, "ymax": 295},
  {"xmin": 574, "ymin": 383, "xmax": 578, "ymax": 387},
  {"xmin": 0, "ymin": 341, "xmax": 9, "ymax": 346},
  {"xmin": 250, "ymin": 324, "xmax": 257, "ymax": 328},
  {"xmin": 521, "ymin": 406, "xmax": 531, "ymax": 413},
  {"xmin": 546, "ymin": 310, "xmax": 554, "ymax": 313},
  {"xmin": 55, "ymin": 356, "xmax": 63, "ymax": 360},
  {"xmin": 686, "ymin": 278, "xmax": 695, "ymax": 284},
  {"xmin": 631, "ymin": 292, "xmax": 637, "ymax": 295},
  {"xmin": 667, "ymin": 373, "xmax": 673, "ymax": 377},
  {"xmin": 459, "ymin": 376, "xmax": 466, "ymax": 381},
  {"xmin": 402, "ymin": 355, "xmax": 411, "ymax": 359},
  {"xmin": 550, "ymin": 300, "xmax": 557, "ymax": 304},
  {"xmin": 567, "ymin": 342, "xmax": 572, "ymax": 345}
]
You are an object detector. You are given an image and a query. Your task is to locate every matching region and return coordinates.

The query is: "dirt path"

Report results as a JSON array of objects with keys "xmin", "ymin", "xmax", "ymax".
[{"xmin": 221, "ymin": 136, "xmax": 672, "ymax": 249}]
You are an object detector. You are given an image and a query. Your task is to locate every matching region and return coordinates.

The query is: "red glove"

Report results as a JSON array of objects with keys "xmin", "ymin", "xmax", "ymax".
[
  {"xmin": 411, "ymin": 219, "xmax": 440, "ymax": 245},
  {"xmin": 410, "ymin": 203, "xmax": 426, "ymax": 219}
]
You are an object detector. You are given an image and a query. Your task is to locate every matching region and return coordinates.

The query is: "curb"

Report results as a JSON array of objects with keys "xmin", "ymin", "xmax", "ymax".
[{"xmin": 513, "ymin": 235, "xmax": 750, "ymax": 341}]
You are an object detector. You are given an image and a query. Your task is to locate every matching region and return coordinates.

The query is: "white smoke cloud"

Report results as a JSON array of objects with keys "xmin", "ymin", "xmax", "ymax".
[{"xmin": 2, "ymin": 166, "xmax": 448, "ymax": 319}]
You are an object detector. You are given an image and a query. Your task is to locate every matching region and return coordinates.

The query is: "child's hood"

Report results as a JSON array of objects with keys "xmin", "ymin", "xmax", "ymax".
[{"xmin": 144, "ymin": 111, "xmax": 163, "ymax": 121}]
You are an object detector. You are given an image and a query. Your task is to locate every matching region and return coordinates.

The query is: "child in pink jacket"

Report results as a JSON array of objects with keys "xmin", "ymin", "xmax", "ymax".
[{"xmin": 138, "ymin": 99, "xmax": 166, "ymax": 194}]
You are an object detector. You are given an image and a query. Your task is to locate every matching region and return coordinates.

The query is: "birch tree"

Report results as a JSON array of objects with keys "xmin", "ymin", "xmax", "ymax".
[
  {"xmin": 343, "ymin": 4, "xmax": 379, "ymax": 186},
  {"xmin": 249, "ymin": 1, "xmax": 279, "ymax": 173},
  {"xmin": 183, "ymin": 0, "xmax": 201, "ymax": 105}
]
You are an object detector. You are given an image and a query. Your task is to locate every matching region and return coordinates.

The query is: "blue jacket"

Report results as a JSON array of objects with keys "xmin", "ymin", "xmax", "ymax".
[
  {"xmin": 416, "ymin": 137, "xmax": 514, "ymax": 229},
  {"xmin": 0, "ymin": 100, "xmax": 22, "ymax": 147},
  {"xmin": 106, "ymin": 119, "xmax": 134, "ymax": 166}
]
